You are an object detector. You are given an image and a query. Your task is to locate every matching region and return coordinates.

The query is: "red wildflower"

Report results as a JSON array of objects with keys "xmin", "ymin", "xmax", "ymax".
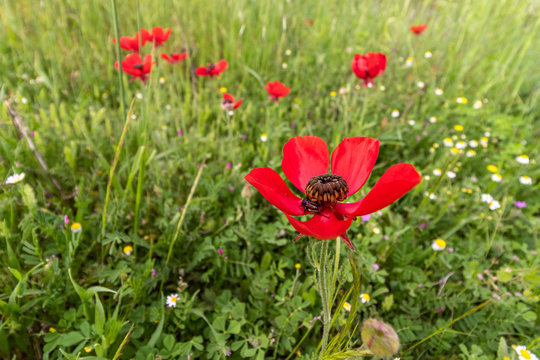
[
  {"xmin": 113, "ymin": 32, "xmax": 147, "ymax": 52},
  {"xmin": 115, "ymin": 53, "xmax": 153, "ymax": 82},
  {"xmin": 195, "ymin": 60, "xmax": 228, "ymax": 77},
  {"xmin": 244, "ymin": 136, "xmax": 421, "ymax": 249},
  {"xmin": 221, "ymin": 93, "xmax": 243, "ymax": 111},
  {"xmin": 265, "ymin": 81, "xmax": 290, "ymax": 102},
  {"xmin": 161, "ymin": 52, "xmax": 188, "ymax": 64},
  {"xmin": 351, "ymin": 52, "xmax": 387, "ymax": 87},
  {"xmin": 410, "ymin": 24, "xmax": 428, "ymax": 35},
  {"xmin": 148, "ymin": 26, "xmax": 171, "ymax": 47}
]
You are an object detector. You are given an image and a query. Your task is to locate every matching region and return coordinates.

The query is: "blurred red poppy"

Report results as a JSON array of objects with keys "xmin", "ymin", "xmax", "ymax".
[
  {"xmin": 113, "ymin": 32, "xmax": 147, "ymax": 52},
  {"xmin": 265, "ymin": 81, "xmax": 290, "ymax": 102},
  {"xmin": 161, "ymin": 52, "xmax": 188, "ymax": 64},
  {"xmin": 410, "ymin": 24, "xmax": 428, "ymax": 35},
  {"xmin": 245, "ymin": 136, "xmax": 421, "ymax": 249},
  {"xmin": 195, "ymin": 60, "xmax": 228, "ymax": 77},
  {"xmin": 149, "ymin": 27, "xmax": 171, "ymax": 47},
  {"xmin": 221, "ymin": 93, "xmax": 243, "ymax": 111},
  {"xmin": 115, "ymin": 53, "xmax": 153, "ymax": 82},
  {"xmin": 351, "ymin": 52, "xmax": 387, "ymax": 87}
]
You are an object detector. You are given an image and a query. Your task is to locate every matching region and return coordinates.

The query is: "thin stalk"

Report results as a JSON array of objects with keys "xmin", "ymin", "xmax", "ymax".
[
  {"xmin": 111, "ymin": 0, "xmax": 126, "ymax": 121},
  {"xmin": 166, "ymin": 164, "xmax": 206, "ymax": 265},
  {"xmin": 357, "ymin": 90, "xmax": 369, "ymax": 132},
  {"xmin": 318, "ymin": 241, "xmax": 330, "ymax": 357},
  {"xmin": 132, "ymin": 146, "xmax": 146, "ymax": 256},
  {"xmin": 329, "ymin": 237, "xmax": 340, "ymax": 306},
  {"xmin": 101, "ymin": 100, "xmax": 135, "ymax": 262}
]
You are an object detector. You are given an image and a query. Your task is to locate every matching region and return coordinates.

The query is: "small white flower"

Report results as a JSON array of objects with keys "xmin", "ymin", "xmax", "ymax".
[
  {"xmin": 360, "ymin": 293, "xmax": 370, "ymax": 303},
  {"xmin": 417, "ymin": 81, "xmax": 425, "ymax": 89},
  {"xmin": 408, "ymin": 120, "xmax": 415, "ymax": 126},
  {"xmin": 515, "ymin": 345, "xmax": 539, "ymax": 360},
  {"xmin": 429, "ymin": 116, "xmax": 437, "ymax": 123},
  {"xmin": 455, "ymin": 141, "xmax": 467, "ymax": 149},
  {"xmin": 21, "ymin": 97, "xmax": 28, "ymax": 104},
  {"xmin": 519, "ymin": 176, "xmax": 532, "ymax": 185},
  {"xmin": 372, "ymin": 228, "xmax": 381, "ymax": 235},
  {"xmin": 343, "ymin": 302, "xmax": 351, "ymax": 312},
  {"xmin": 433, "ymin": 168, "xmax": 442, "ymax": 176},
  {"xmin": 260, "ymin": 133, "xmax": 268, "ymax": 142},
  {"xmin": 136, "ymin": 93, "xmax": 143, "ymax": 99},
  {"xmin": 71, "ymin": 222, "xmax": 82, "ymax": 233},
  {"xmin": 443, "ymin": 138, "xmax": 453, "ymax": 147},
  {"xmin": 131, "ymin": 114, "xmax": 137, "ymax": 120},
  {"xmin": 5, "ymin": 173, "xmax": 25, "ymax": 185},
  {"xmin": 391, "ymin": 110, "xmax": 400, "ymax": 118},
  {"xmin": 481, "ymin": 194, "xmax": 493, "ymax": 203},
  {"xmin": 432, "ymin": 238, "xmax": 446, "ymax": 251},
  {"xmin": 379, "ymin": 85, "xmax": 386, "ymax": 91},
  {"xmin": 484, "ymin": 131, "xmax": 491, "ymax": 137},
  {"xmin": 166, "ymin": 294, "xmax": 179, "ymax": 308},
  {"xmin": 491, "ymin": 174, "xmax": 502, "ymax": 182},
  {"xmin": 281, "ymin": 62, "xmax": 288, "ymax": 69},
  {"xmin": 446, "ymin": 171, "xmax": 456, "ymax": 179},
  {"xmin": 405, "ymin": 57, "xmax": 413, "ymax": 67},
  {"xmin": 428, "ymin": 193, "xmax": 437, "ymax": 200},
  {"xmin": 469, "ymin": 140, "xmax": 479, "ymax": 148},
  {"xmin": 466, "ymin": 150, "xmax": 476, "ymax": 157},
  {"xmin": 473, "ymin": 100, "xmax": 482, "ymax": 109},
  {"xmin": 480, "ymin": 137, "xmax": 489, "ymax": 147},
  {"xmin": 434, "ymin": 88, "xmax": 443, "ymax": 96},
  {"xmin": 424, "ymin": 51, "xmax": 432, "ymax": 58},
  {"xmin": 489, "ymin": 200, "xmax": 501, "ymax": 211},
  {"xmin": 159, "ymin": 77, "xmax": 166, "ymax": 84},
  {"xmin": 285, "ymin": 49, "xmax": 292, "ymax": 56},
  {"xmin": 516, "ymin": 155, "xmax": 529, "ymax": 164}
]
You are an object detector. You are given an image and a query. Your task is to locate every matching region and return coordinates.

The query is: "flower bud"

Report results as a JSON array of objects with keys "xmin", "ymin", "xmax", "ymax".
[
  {"xmin": 241, "ymin": 184, "xmax": 254, "ymax": 199},
  {"xmin": 361, "ymin": 318, "xmax": 400, "ymax": 357}
]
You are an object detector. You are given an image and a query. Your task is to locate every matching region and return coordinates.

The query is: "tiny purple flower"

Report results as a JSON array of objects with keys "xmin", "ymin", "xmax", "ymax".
[
  {"xmin": 439, "ymin": 306, "xmax": 444, "ymax": 312},
  {"xmin": 177, "ymin": 130, "xmax": 183, "ymax": 136},
  {"xmin": 151, "ymin": 269, "xmax": 156, "ymax": 277},
  {"xmin": 420, "ymin": 222, "xmax": 427, "ymax": 228},
  {"xmin": 229, "ymin": 186, "xmax": 235, "ymax": 191},
  {"xmin": 29, "ymin": 131, "xmax": 35, "ymax": 137},
  {"xmin": 361, "ymin": 214, "xmax": 371, "ymax": 222},
  {"xmin": 218, "ymin": 248, "xmax": 224, "ymax": 255},
  {"xmin": 226, "ymin": 162, "xmax": 232, "ymax": 170},
  {"xmin": 416, "ymin": 136, "xmax": 421, "ymax": 141},
  {"xmin": 64, "ymin": 215, "xmax": 69, "ymax": 226},
  {"xmin": 241, "ymin": 134, "xmax": 247, "ymax": 140},
  {"xmin": 514, "ymin": 201, "xmax": 526, "ymax": 208},
  {"xmin": 372, "ymin": 263, "xmax": 379, "ymax": 271},
  {"xmin": 477, "ymin": 273, "xmax": 484, "ymax": 280}
]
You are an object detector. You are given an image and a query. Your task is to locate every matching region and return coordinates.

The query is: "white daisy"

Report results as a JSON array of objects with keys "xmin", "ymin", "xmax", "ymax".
[
  {"xmin": 447, "ymin": 171, "xmax": 456, "ymax": 179},
  {"xmin": 434, "ymin": 88, "xmax": 443, "ymax": 96},
  {"xmin": 166, "ymin": 294, "xmax": 179, "ymax": 308},
  {"xmin": 5, "ymin": 172, "xmax": 25, "ymax": 185},
  {"xmin": 432, "ymin": 238, "xmax": 446, "ymax": 251},
  {"xmin": 417, "ymin": 81, "xmax": 425, "ymax": 89},
  {"xmin": 71, "ymin": 222, "xmax": 82, "ymax": 233},
  {"xmin": 480, "ymin": 137, "xmax": 489, "ymax": 147},
  {"xmin": 455, "ymin": 141, "xmax": 467, "ymax": 149},
  {"xmin": 424, "ymin": 51, "xmax": 432, "ymax": 59},
  {"xmin": 491, "ymin": 174, "xmax": 502, "ymax": 182},
  {"xmin": 343, "ymin": 302, "xmax": 351, "ymax": 312},
  {"xmin": 519, "ymin": 176, "xmax": 532, "ymax": 185},
  {"xmin": 408, "ymin": 120, "xmax": 415, "ymax": 126},
  {"xmin": 481, "ymin": 194, "xmax": 493, "ymax": 203},
  {"xmin": 360, "ymin": 293, "xmax": 370, "ymax": 303},
  {"xmin": 466, "ymin": 150, "xmax": 476, "ymax": 157},
  {"xmin": 443, "ymin": 138, "xmax": 453, "ymax": 147},
  {"xmin": 515, "ymin": 345, "xmax": 539, "ymax": 360},
  {"xmin": 391, "ymin": 110, "xmax": 400, "ymax": 118},
  {"xmin": 405, "ymin": 57, "xmax": 413, "ymax": 67},
  {"xmin": 516, "ymin": 155, "xmax": 529, "ymax": 164},
  {"xmin": 469, "ymin": 140, "xmax": 479, "ymax": 148},
  {"xmin": 473, "ymin": 100, "xmax": 482, "ymax": 109},
  {"xmin": 489, "ymin": 201, "xmax": 501, "ymax": 211},
  {"xmin": 433, "ymin": 168, "xmax": 442, "ymax": 176},
  {"xmin": 429, "ymin": 116, "xmax": 437, "ymax": 123},
  {"xmin": 260, "ymin": 133, "xmax": 268, "ymax": 142}
]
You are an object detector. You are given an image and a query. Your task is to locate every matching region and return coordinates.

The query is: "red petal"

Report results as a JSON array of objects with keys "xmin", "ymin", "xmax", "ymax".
[
  {"xmin": 245, "ymin": 167, "xmax": 305, "ymax": 216},
  {"xmin": 214, "ymin": 60, "xmax": 228, "ymax": 74},
  {"xmin": 223, "ymin": 93, "xmax": 235, "ymax": 102},
  {"xmin": 142, "ymin": 54, "xmax": 153, "ymax": 74},
  {"xmin": 282, "ymin": 136, "xmax": 329, "ymax": 192},
  {"xmin": 285, "ymin": 209, "xmax": 353, "ymax": 240},
  {"xmin": 195, "ymin": 67, "xmax": 208, "ymax": 76},
  {"xmin": 335, "ymin": 163, "xmax": 421, "ymax": 216},
  {"xmin": 351, "ymin": 54, "xmax": 367, "ymax": 79},
  {"xmin": 234, "ymin": 100, "xmax": 243, "ymax": 109},
  {"xmin": 331, "ymin": 137, "xmax": 380, "ymax": 196},
  {"xmin": 161, "ymin": 53, "xmax": 171, "ymax": 62},
  {"xmin": 339, "ymin": 232, "xmax": 355, "ymax": 250}
]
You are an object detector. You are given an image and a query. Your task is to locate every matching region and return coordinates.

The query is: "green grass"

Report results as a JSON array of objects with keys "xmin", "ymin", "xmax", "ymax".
[{"xmin": 1, "ymin": 0, "xmax": 539, "ymax": 359}]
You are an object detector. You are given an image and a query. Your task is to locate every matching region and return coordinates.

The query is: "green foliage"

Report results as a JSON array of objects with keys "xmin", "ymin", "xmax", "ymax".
[{"xmin": 0, "ymin": 0, "xmax": 539, "ymax": 359}]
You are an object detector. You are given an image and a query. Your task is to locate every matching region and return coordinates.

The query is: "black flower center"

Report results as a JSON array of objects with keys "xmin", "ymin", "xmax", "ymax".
[{"xmin": 304, "ymin": 174, "xmax": 348, "ymax": 207}]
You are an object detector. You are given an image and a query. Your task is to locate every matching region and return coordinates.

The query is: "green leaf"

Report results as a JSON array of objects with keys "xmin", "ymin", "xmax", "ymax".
[
  {"xmin": 59, "ymin": 331, "xmax": 85, "ymax": 347},
  {"xmin": 147, "ymin": 294, "xmax": 165, "ymax": 348},
  {"xmin": 94, "ymin": 294, "xmax": 105, "ymax": 337},
  {"xmin": 8, "ymin": 267, "xmax": 22, "ymax": 281}
]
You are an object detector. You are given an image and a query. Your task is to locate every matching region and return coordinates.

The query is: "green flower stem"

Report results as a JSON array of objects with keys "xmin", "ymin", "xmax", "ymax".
[{"xmin": 318, "ymin": 241, "xmax": 331, "ymax": 357}]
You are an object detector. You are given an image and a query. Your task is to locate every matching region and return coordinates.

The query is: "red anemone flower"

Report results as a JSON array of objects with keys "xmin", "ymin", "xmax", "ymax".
[
  {"xmin": 113, "ymin": 32, "xmax": 147, "ymax": 52},
  {"xmin": 115, "ymin": 53, "xmax": 153, "ymax": 82},
  {"xmin": 244, "ymin": 136, "xmax": 421, "ymax": 249},
  {"xmin": 161, "ymin": 52, "xmax": 188, "ymax": 64},
  {"xmin": 265, "ymin": 81, "xmax": 290, "ymax": 102},
  {"xmin": 351, "ymin": 52, "xmax": 387, "ymax": 87},
  {"xmin": 410, "ymin": 24, "xmax": 428, "ymax": 35},
  {"xmin": 195, "ymin": 60, "xmax": 228, "ymax": 77},
  {"xmin": 221, "ymin": 93, "xmax": 243, "ymax": 111}
]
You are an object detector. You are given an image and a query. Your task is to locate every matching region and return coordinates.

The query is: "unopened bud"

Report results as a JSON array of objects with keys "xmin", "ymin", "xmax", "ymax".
[
  {"xmin": 361, "ymin": 318, "xmax": 400, "ymax": 357},
  {"xmin": 241, "ymin": 183, "xmax": 254, "ymax": 199}
]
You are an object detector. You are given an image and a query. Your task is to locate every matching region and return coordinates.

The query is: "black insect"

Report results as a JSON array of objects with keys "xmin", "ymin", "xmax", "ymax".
[
  {"xmin": 132, "ymin": 64, "xmax": 144, "ymax": 70},
  {"xmin": 300, "ymin": 198, "xmax": 328, "ymax": 217}
]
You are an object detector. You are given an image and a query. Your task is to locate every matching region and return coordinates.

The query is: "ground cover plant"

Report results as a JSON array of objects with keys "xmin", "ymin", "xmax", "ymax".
[{"xmin": 1, "ymin": 0, "xmax": 539, "ymax": 359}]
